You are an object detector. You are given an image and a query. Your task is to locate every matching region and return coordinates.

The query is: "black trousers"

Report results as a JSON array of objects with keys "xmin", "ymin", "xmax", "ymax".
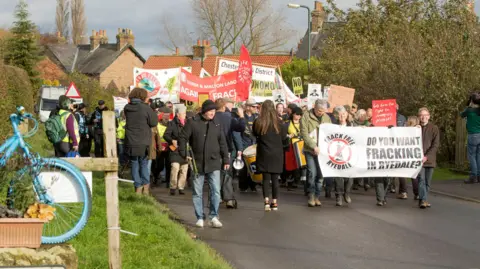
[
  {"xmin": 94, "ymin": 131, "xmax": 104, "ymax": 157},
  {"xmin": 79, "ymin": 136, "xmax": 91, "ymax": 157},
  {"xmin": 154, "ymin": 151, "xmax": 171, "ymax": 188},
  {"xmin": 54, "ymin": 142, "xmax": 72, "ymax": 157},
  {"xmin": 262, "ymin": 173, "xmax": 280, "ymax": 200},
  {"xmin": 239, "ymin": 166, "xmax": 257, "ymax": 191}
]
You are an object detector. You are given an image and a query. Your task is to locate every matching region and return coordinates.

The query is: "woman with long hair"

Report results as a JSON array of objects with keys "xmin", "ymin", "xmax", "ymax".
[{"xmin": 253, "ymin": 100, "xmax": 288, "ymax": 211}]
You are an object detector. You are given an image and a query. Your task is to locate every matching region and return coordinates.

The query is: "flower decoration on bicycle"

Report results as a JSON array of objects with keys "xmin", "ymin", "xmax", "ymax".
[{"xmin": 0, "ymin": 106, "xmax": 92, "ymax": 244}]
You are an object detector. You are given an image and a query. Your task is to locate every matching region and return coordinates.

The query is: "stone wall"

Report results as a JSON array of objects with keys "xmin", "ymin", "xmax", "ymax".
[{"xmin": 0, "ymin": 244, "xmax": 78, "ymax": 269}]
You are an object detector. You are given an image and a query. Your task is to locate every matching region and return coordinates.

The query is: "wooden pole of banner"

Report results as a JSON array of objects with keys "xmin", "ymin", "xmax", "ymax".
[{"xmin": 214, "ymin": 57, "xmax": 219, "ymax": 76}]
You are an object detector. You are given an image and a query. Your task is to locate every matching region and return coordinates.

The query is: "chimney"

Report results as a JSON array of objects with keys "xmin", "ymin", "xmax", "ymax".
[
  {"xmin": 99, "ymin": 30, "xmax": 108, "ymax": 44},
  {"xmin": 193, "ymin": 39, "xmax": 208, "ymax": 59},
  {"xmin": 175, "ymin": 47, "xmax": 180, "ymax": 56},
  {"xmin": 311, "ymin": 1, "xmax": 326, "ymax": 32},
  {"xmin": 90, "ymin": 30, "xmax": 101, "ymax": 51},
  {"xmin": 116, "ymin": 28, "xmax": 135, "ymax": 51}
]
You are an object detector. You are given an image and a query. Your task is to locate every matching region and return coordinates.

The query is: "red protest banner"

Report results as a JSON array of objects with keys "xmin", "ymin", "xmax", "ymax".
[
  {"xmin": 372, "ymin": 99, "xmax": 397, "ymax": 126},
  {"xmin": 179, "ymin": 69, "xmax": 238, "ymax": 102},
  {"xmin": 235, "ymin": 44, "xmax": 252, "ymax": 101}
]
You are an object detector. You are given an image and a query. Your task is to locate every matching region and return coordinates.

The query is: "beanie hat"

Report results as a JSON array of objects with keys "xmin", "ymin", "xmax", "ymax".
[
  {"xmin": 201, "ymin": 99, "xmax": 216, "ymax": 114},
  {"xmin": 58, "ymin": 95, "xmax": 72, "ymax": 110}
]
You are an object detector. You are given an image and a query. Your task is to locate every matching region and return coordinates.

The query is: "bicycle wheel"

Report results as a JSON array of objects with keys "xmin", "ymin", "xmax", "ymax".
[{"xmin": 8, "ymin": 158, "xmax": 92, "ymax": 244}]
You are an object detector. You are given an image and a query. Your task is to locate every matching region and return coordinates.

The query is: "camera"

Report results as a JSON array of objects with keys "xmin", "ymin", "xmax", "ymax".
[{"xmin": 149, "ymin": 98, "xmax": 165, "ymax": 110}]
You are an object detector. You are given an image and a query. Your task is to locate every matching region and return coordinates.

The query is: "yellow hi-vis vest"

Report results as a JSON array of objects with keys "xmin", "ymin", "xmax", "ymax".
[
  {"xmin": 157, "ymin": 124, "xmax": 167, "ymax": 143},
  {"xmin": 60, "ymin": 109, "xmax": 80, "ymax": 144},
  {"xmin": 116, "ymin": 120, "xmax": 126, "ymax": 140}
]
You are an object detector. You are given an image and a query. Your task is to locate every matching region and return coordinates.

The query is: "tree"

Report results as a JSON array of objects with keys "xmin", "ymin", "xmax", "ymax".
[
  {"xmin": 159, "ymin": 14, "xmax": 194, "ymax": 54},
  {"xmin": 314, "ymin": 0, "xmax": 480, "ymax": 162},
  {"xmin": 71, "ymin": 0, "xmax": 86, "ymax": 45},
  {"xmin": 3, "ymin": 0, "xmax": 41, "ymax": 88},
  {"xmin": 160, "ymin": 0, "xmax": 293, "ymax": 55},
  {"xmin": 55, "ymin": 0, "xmax": 70, "ymax": 40},
  {"xmin": 281, "ymin": 57, "xmax": 322, "ymax": 96}
]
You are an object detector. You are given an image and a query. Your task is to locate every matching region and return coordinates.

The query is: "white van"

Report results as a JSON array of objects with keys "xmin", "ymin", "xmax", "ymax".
[{"xmin": 35, "ymin": 86, "xmax": 83, "ymax": 122}]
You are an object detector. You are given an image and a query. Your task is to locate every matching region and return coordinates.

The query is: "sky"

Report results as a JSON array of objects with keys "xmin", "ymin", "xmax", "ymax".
[{"xmin": 0, "ymin": 0, "xmax": 478, "ymax": 59}]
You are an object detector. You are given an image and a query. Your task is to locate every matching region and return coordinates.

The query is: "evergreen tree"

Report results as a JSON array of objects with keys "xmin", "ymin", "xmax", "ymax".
[{"xmin": 4, "ymin": 0, "xmax": 41, "ymax": 87}]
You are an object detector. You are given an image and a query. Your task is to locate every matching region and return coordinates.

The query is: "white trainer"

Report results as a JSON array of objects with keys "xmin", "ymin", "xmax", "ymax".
[
  {"xmin": 195, "ymin": 219, "xmax": 204, "ymax": 228},
  {"xmin": 210, "ymin": 217, "xmax": 223, "ymax": 228}
]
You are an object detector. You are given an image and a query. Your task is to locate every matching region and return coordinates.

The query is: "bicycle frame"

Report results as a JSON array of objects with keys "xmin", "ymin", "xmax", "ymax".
[{"xmin": 0, "ymin": 111, "xmax": 53, "ymax": 205}]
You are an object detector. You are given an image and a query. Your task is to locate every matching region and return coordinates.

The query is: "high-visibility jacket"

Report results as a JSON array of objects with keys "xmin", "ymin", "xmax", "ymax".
[
  {"xmin": 157, "ymin": 124, "xmax": 167, "ymax": 143},
  {"xmin": 60, "ymin": 109, "xmax": 80, "ymax": 144},
  {"xmin": 116, "ymin": 120, "xmax": 126, "ymax": 140}
]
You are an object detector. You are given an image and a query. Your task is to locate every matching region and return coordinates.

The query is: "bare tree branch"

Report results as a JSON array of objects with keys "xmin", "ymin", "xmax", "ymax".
[
  {"xmin": 55, "ymin": 0, "xmax": 70, "ymax": 40},
  {"xmin": 158, "ymin": 13, "xmax": 194, "ymax": 54},
  {"xmin": 71, "ymin": 0, "xmax": 85, "ymax": 45},
  {"xmin": 190, "ymin": 0, "xmax": 291, "ymax": 55}
]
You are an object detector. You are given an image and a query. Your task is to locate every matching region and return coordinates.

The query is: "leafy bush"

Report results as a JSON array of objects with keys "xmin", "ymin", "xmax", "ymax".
[
  {"xmin": 312, "ymin": 0, "xmax": 480, "ymax": 162},
  {"xmin": 0, "ymin": 62, "xmax": 34, "ymax": 139}
]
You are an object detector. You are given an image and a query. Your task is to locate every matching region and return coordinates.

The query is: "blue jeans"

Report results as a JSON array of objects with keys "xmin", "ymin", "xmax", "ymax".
[
  {"xmin": 467, "ymin": 133, "xmax": 480, "ymax": 176},
  {"xmin": 130, "ymin": 155, "xmax": 150, "ymax": 188},
  {"xmin": 193, "ymin": 171, "xmax": 221, "ymax": 221},
  {"xmin": 417, "ymin": 167, "xmax": 434, "ymax": 202},
  {"xmin": 305, "ymin": 153, "xmax": 323, "ymax": 198}
]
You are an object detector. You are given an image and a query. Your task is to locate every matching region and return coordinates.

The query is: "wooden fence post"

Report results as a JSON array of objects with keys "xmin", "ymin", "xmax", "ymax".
[
  {"xmin": 102, "ymin": 111, "xmax": 121, "ymax": 269},
  {"xmin": 455, "ymin": 116, "xmax": 467, "ymax": 169}
]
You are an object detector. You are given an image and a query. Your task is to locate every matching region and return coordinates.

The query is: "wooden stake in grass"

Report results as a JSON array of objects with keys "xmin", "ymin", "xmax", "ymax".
[{"xmin": 103, "ymin": 111, "xmax": 121, "ymax": 269}]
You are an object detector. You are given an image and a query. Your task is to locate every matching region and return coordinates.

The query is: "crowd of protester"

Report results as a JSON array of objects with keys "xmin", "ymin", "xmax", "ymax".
[{"xmin": 50, "ymin": 88, "xmax": 480, "ymax": 229}]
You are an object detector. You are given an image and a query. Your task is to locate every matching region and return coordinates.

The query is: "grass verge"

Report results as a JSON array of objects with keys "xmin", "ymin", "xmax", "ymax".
[
  {"xmin": 433, "ymin": 168, "xmax": 469, "ymax": 181},
  {"xmin": 71, "ymin": 173, "xmax": 232, "ymax": 269}
]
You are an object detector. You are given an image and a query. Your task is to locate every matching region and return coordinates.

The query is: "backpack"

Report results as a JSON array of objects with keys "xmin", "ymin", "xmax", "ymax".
[
  {"xmin": 45, "ymin": 112, "xmax": 68, "ymax": 144},
  {"xmin": 75, "ymin": 112, "xmax": 87, "ymax": 135}
]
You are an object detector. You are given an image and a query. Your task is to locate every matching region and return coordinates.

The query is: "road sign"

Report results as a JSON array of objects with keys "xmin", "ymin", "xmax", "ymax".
[{"xmin": 65, "ymin": 82, "xmax": 81, "ymax": 98}]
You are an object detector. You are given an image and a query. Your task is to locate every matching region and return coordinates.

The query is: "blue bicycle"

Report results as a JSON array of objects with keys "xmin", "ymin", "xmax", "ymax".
[{"xmin": 1, "ymin": 106, "xmax": 91, "ymax": 244}]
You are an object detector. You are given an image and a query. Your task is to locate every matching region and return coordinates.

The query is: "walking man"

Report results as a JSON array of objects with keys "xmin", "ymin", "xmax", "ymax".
[
  {"xmin": 417, "ymin": 107, "xmax": 440, "ymax": 209},
  {"xmin": 300, "ymin": 99, "xmax": 332, "ymax": 207},
  {"xmin": 179, "ymin": 100, "xmax": 229, "ymax": 228}
]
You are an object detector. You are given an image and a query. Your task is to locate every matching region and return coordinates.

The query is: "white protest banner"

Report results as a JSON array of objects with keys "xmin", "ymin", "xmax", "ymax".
[
  {"xmin": 272, "ymin": 90, "xmax": 286, "ymax": 106},
  {"xmin": 307, "ymin": 84, "xmax": 322, "ymax": 108},
  {"xmin": 113, "ymin": 96, "xmax": 128, "ymax": 114},
  {"xmin": 133, "ymin": 67, "xmax": 191, "ymax": 102},
  {"xmin": 318, "ymin": 124, "xmax": 423, "ymax": 178},
  {"xmin": 217, "ymin": 59, "xmax": 276, "ymax": 97}
]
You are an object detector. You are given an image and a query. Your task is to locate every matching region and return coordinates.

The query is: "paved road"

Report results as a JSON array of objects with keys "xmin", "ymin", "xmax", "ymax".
[{"xmin": 152, "ymin": 186, "xmax": 480, "ymax": 269}]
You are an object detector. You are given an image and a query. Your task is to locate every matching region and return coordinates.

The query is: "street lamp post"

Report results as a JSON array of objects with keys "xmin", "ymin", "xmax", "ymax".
[{"xmin": 288, "ymin": 3, "xmax": 311, "ymax": 71}]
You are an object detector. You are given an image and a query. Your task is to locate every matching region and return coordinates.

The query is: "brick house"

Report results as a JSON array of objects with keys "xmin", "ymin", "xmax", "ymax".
[
  {"xmin": 295, "ymin": 1, "xmax": 344, "ymax": 59},
  {"xmin": 144, "ymin": 40, "xmax": 292, "ymax": 76},
  {"xmin": 38, "ymin": 28, "xmax": 145, "ymax": 92}
]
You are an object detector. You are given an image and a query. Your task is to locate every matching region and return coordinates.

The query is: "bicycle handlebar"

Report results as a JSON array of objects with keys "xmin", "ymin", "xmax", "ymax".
[{"xmin": 10, "ymin": 108, "xmax": 38, "ymax": 138}]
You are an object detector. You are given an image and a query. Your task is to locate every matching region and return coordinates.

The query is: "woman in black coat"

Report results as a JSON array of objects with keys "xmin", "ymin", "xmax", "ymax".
[{"xmin": 253, "ymin": 100, "xmax": 288, "ymax": 211}]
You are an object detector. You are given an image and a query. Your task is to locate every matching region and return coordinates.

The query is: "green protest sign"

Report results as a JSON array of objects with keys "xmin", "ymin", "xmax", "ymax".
[{"xmin": 292, "ymin": 77, "xmax": 303, "ymax": 95}]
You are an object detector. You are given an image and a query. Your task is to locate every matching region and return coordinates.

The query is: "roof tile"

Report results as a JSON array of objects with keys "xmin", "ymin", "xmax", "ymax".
[{"xmin": 144, "ymin": 54, "xmax": 292, "ymax": 76}]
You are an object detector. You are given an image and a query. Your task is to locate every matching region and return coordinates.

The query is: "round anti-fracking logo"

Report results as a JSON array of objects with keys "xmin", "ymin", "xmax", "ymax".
[
  {"xmin": 325, "ymin": 133, "xmax": 357, "ymax": 170},
  {"xmin": 135, "ymin": 72, "xmax": 161, "ymax": 98}
]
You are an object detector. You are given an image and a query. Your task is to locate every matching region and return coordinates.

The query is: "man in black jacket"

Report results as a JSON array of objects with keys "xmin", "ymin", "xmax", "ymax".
[
  {"xmin": 89, "ymin": 100, "xmax": 109, "ymax": 157},
  {"xmin": 124, "ymin": 88, "xmax": 158, "ymax": 194},
  {"xmin": 179, "ymin": 99, "xmax": 229, "ymax": 228}
]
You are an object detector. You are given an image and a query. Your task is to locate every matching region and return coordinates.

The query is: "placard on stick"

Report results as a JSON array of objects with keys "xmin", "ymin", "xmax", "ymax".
[
  {"xmin": 272, "ymin": 90, "xmax": 286, "ymax": 106},
  {"xmin": 327, "ymin": 85, "xmax": 355, "ymax": 113},
  {"xmin": 307, "ymin": 84, "xmax": 322, "ymax": 108},
  {"xmin": 372, "ymin": 99, "xmax": 397, "ymax": 126}
]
